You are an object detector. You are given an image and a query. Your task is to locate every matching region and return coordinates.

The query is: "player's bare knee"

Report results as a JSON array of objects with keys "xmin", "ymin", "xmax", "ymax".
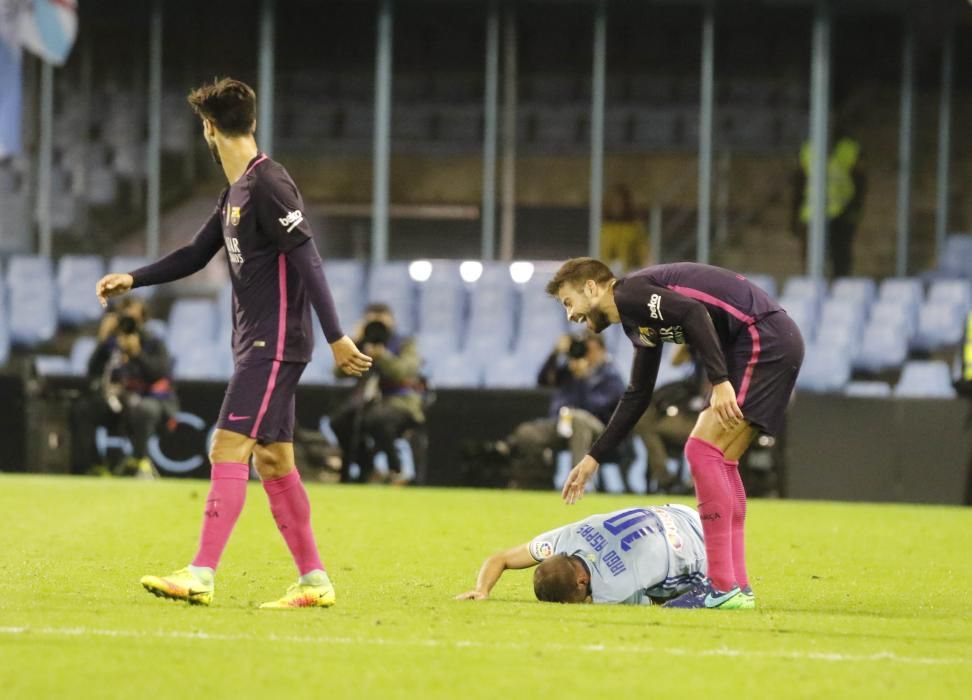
[
  {"xmin": 209, "ymin": 429, "xmax": 254, "ymax": 465},
  {"xmin": 252, "ymin": 444, "xmax": 293, "ymax": 480}
]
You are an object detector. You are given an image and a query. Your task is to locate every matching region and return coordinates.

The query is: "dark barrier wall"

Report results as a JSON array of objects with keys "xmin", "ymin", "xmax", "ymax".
[
  {"xmin": 2, "ymin": 374, "xmax": 970, "ymax": 504},
  {"xmin": 784, "ymin": 396, "xmax": 972, "ymax": 505}
]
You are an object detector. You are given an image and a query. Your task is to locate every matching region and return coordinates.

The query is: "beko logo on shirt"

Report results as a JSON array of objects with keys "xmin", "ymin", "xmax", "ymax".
[
  {"xmin": 279, "ymin": 209, "xmax": 304, "ymax": 232},
  {"xmin": 225, "ymin": 237, "xmax": 244, "ymax": 264},
  {"xmin": 648, "ymin": 293, "xmax": 664, "ymax": 320}
]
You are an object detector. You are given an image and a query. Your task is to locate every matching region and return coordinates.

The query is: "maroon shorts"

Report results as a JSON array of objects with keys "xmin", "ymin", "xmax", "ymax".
[
  {"xmin": 216, "ymin": 356, "xmax": 306, "ymax": 444},
  {"xmin": 721, "ymin": 311, "xmax": 804, "ymax": 436}
]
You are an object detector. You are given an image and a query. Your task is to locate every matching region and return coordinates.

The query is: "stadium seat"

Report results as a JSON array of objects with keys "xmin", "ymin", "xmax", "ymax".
[
  {"xmin": 844, "ymin": 381, "xmax": 892, "ymax": 398},
  {"xmin": 57, "ymin": 255, "xmax": 105, "ymax": 325},
  {"xmin": 796, "ymin": 345, "xmax": 851, "ymax": 393},
  {"xmin": 779, "ymin": 298, "xmax": 817, "ymax": 341},
  {"xmin": 781, "ymin": 276, "xmax": 827, "ymax": 307},
  {"xmin": 173, "ymin": 342, "xmax": 229, "ymax": 381},
  {"xmin": 928, "ymin": 279, "xmax": 971, "ymax": 313},
  {"xmin": 818, "ymin": 298, "xmax": 867, "ymax": 331},
  {"xmin": 939, "ymin": 234, "xmax": 972, "ymax": 278},
  {"xmin": 7, "ymin": 255, "xmax": 53, "ymax": 287},
  {"xmin": 417, "ymin": 261, "xmax": 465, "ymax": 341},
  {"xmin": 167, "ymin": 299, "xmax": 218, "ymax": 357},
  {"xmin": 852, "ymin": 325, "xmax": 908, "ymax": 373},
  {"xmin": 69, "ymin": 336, "xmax": 98, "ymax": 376},
  {"xmin": 894, "ymin": 361, "xmax": 956, "ymax": 399},
  {"xmin": 878, "ymin": 277, "xmax": 923, "ymax": 313},
  {"xmin": 868, "ymin": 299, "xmax": 916, "ymax": 339},
  {"xmin": 428, "ymin": 352, "xmax": 482, "ymax": 388},
  {"xmin": 366, "ymin": 262, "xmax": 416, "ymax": 335},
  {"xmin": 830, "ymin": 277, "xmax": 876, "ymax": 306},
  {"xmin": 33, "ymin": 354, "xmax": 72, "ymax": 376},
  {"xmin": 742, "ymin": 273, "xmax": 777, "ymax": 299},
  {"xmin": 8, "ymin": 292, "xmax": 57, "ymax": 347},
  {"xmin": 465, "ymin": 280, "xmax": 516, "ymax": 353},
  {"xmin": 482, "ymin": 352, "xmax": 540, "ymax": 389},
  {"xmin": 416, "ymin": 330, "xmax": 461, "ymax": 358},
  {"xmin": 912, "ymin": 301, "xmax": 964, "ymax": 352}
]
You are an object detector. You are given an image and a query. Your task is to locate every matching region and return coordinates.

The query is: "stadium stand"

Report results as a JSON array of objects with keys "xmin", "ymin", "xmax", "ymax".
[{"xmin": 894, "ymin": 361, "xmax": 956, "ymax": 399}]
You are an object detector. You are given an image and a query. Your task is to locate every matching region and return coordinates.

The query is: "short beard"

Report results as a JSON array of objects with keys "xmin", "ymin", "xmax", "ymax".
[{"xmin": 587, "ymin": 306, "xmax": 611, "ymax": 333}]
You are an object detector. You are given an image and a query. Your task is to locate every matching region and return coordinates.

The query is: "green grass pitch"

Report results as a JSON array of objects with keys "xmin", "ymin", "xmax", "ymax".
[{"xmin": 0, "ymin": 474, "xmax": 970, "ymax": 699}]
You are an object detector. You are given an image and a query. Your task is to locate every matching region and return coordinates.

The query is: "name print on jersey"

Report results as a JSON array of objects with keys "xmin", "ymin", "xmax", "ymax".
[{"xmin": 225, "ymin": 237, "xmax": 244, "ymax": 264}]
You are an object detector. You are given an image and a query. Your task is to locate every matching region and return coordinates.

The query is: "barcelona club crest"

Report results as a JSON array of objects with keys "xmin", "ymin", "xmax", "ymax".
[
  {"xmin": 638, "ymin": 326, "xmax": 658, "ymax": 347},
  {"xmin": 230, "ymin": 206, "xmax": 241, "ymax": 226}
]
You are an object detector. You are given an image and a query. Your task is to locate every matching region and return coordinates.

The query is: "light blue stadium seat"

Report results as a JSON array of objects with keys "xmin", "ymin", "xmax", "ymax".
[
  {"xmin": 107, "ymin": 256, "xmax": 156, "ymax": 299},
  {"xmin": 416, "ymin": 330, "xmax": 461, "ymax": 357},
  {"xmin": 818, "ymin": 297, "xmax": 867, "ymax": 329},
  {"xmin": 894, "ymin": 361, "xmax": 956, "ymax": 399},
  {"xmin": 7, "ymin": 255, "xmax": 53, "ymax": 286},
  {"xmin": 912, "ymin": 301, "xmax": 964, "ymax": 352},
  {"xmin": 779, "ymin": 298, "xmax": 817, "ymax": 341},
  {"xmin": 465, "ymin": 282, "xmax": 515, "ymax": 353},
  {"xmin": 429, "ymin": 352, "xmax": 482, "ymax": 388},
  {"xmin": 796, "ymin": 345, "xmax": 851, "ymax": 393},
  {"xmin": 939, "ymin": 235, "xmax": 972, "ymax": 278},
  {"xmin": 173, "ymin": 342, "xmax": 229, "ymax": 381},
  {"xmin": 144, "ymin": 318, "xmax": 168, "ymax": 342},
  {"xmin": 33, "ymin": 354, "xmax": 72, "ymax": 376},
  {"xmin": 844, "ymin": 381, "xmax": 892, "ymax": 398},
  {"xmin": 742, "ymin": 273, "xmax": 777, "ymax": 299},
  {"xmin": 301, "ymin": 357, "xmax": 333, "ymax": 385},
  {"xmin": 167, "ymin": 299, "xmax": 218, "ymax": 357},
  {"xmin": 482, "ymin": 352, "xmax": 539, "ymax": 389},
  {"xmin": 781, "ymin": 276, "xmax": 827, "ymax": 306},
  {"xmin": 852, "ymin": 324, "xmax": 908, "ymax": 373},
  {"xmin": 868, "ymin": 299, "xmax": 916, "ymax": 338},
  {"xmin": 366, "ymin": 262, "xmax": 416, "ymax": 335},
  {"xmin": 928, "ymin": 279, "xmax": 971, "ymax": 313},
  {"xmin": 878, "ymin": 277, "xmax": 923, "ymax": 312},
  {"xmin": 9, "ymin": 292, "xmax": 57, "ymax": 346},
  {"xmin": 831, "ymin": 277, "xmax": 876, "ymax": 306},
  {"xmin": 57, "ymin": 255, "xmax": 105, "ymax": 325},
  {"xmin": 417, "ymin": 276, "xmax": 465, "ymax": 341},
  {"xmin": 324, "ymin": 258, "xmax": 366, "ymax": 295},
  {"xmin": 69, "ymin": 336, "xmax": 98, "ymax": 376}
]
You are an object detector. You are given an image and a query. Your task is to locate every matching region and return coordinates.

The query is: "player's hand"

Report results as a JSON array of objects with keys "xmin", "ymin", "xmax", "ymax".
[
  {"xmin": 562, "ymin": 454, "xmax": 599, "ymax": 505},
  {"xmin": 454, "ymin": 590, "xmax": 488, "ymax": 601},
  {"xmin": 710, "ymin": 380, "xmax": 744, "ymax": 430},
  {"xmin": 330, "ymin": 335, "xmax": 373, "ymax": 377},
  {"xmin": 96, "ymin": 273, "xmax": 133, "ymax": 308}
]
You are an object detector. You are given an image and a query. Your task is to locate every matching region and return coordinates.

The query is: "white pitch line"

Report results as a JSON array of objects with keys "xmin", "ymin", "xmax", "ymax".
[{"xmin": 0, "ymin": 626, "xmax": 966, "ymax": 667}]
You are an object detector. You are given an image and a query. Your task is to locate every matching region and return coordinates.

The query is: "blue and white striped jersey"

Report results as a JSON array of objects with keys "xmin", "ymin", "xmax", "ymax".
[{"xmin": 528, "ymin": 504, "xmax": 707, "ymax": 605}]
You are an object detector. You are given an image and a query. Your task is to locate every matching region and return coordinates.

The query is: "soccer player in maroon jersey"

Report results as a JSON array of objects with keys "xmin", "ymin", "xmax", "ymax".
[
  {"xmin": 547, "ymin": 258, "xmax": 804, "ymax": 609},
  {"xmin": 96, "ymin": 78, "xmax": 372, "ymax": 608}
]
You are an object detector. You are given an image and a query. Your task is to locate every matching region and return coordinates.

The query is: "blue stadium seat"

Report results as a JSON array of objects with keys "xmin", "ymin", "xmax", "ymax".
[
  {"xmin": 8, "ymin": 292, "xmax": 57, "ymax": 347},
  {"xmin": 301, "ymin": 357, "xmax": 333, "ymax": 385},
  {"xmin": 33, "ymin": 354, "xmax": 72, "ymax": 376},
  {"xmin": 482, "ymin": 352, "xmax": 540, "ymax": 389},
  {"xmin": 796, "ymin": 345, "xmax": 851, "ymax": 393},
  {"xmin": 779, "ymin": 298, "xmax": 817, "ymax": 341},
  {"xmin": 173, "ymin": 342, "xmax": 230, "ymax": 381},
  {"xmin": 57, "ymin": 255, "xmax": 105, "ymax": 325},
  {"xmin": 465, "ymin": 281, "xmax": 516, "ymax": 353},
  {"xmin": 69, "ymin": 336, "xmax": 98, "ymax": 376},
  {"xmin": 894, "ymin": 361, "xmax": 956, "ymax": 399},
  {"xmin": 928, "ymin": 279, "xmax": 971, "ymax": 313},
  {"xmin": 912, "ymin": 301, "xmax": 964, "ymax": 352},
  {"xmin": 781, "ymin": 276, "xmax": 827, "ymax": 307},
  {"xmin": 428, "ymin": 352, "xmax": 482, "ymax": 388},
  {"xmin": 366, "ymin": 262, "xmax": 416, "ymax": 335},
  {"xmin": 878, "ymin": 277, "xmax": 923, "ymax": 312},
  {"xmin": 868, "ymin": 299, "xmax": 916, "ymax": 338},
  {"xmin": 324, "ymin": 259, "xmax": 366, "ymax": 296},
  {"xmin": 830, "ymin": 277, "xmax": 876, "ymax": 306},
  {"xmin": 939, "ymin": 234, "xmax": 972, "ymax": 278},
  {"xmin": 417, "ymin": 262, "xmax": 465, "ymax": 341},
  {"xmin": 416, "ymin": 330, "xmax": 461, "ymax": 358},
  {"xmin": 818, "ymin": 298, "xmax": 867, "ymax": 330},
  {"xmin": 844, "ymin": 381, "xmax": 892, "ymax": 398},
  {"xmin": 7, "ymin": 255, "xmax": 53, "ymax": 287},
  {"xmin": 852, "ymin": 324, "xmax": 908, "ymax": 373},
  {"xmin": 167, "ymin": 299, "xmax": 218, "ymax": 358},
  {"xmin": 742, "ymin": 273, "xmax": 777, "ymax": 299}
]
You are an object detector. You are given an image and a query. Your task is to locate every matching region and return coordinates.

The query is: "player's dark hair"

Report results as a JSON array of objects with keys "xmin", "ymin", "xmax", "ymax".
[
  {"xmin": 545, "ymin": 257, "xmax": 615, "ymax": 297},
  {"xmin": 187, "ymin": 78, "xmax": 257, "ymax": 137},
  {"xmin": 533, "ymin": 554, "xmax": 586, "ymax": 604}
]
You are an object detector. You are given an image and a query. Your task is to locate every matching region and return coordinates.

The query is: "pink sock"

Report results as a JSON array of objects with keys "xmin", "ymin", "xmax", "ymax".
[
  {"xmin": 262, "ymin": 469, "xmax": 324, "ymax": 576},
  {"xmin": 191, "ymin": 462, "xmax": 250, "ymax": 569},
  {"xmin": 724, "ymin": 459, "xmax": 749, "ymax": 589},
  {"xmin": 685, "ymin": 437, "xmax": 735, "ymax": 591}
]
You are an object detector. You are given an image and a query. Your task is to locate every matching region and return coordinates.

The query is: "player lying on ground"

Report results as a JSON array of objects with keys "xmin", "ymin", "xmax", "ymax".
[
  {"xmin": 548, "ymin": 258, "xmax": 804, "ymax": 609},
  {"xmin": 96, "ymin": 78, "xmax": 372, "ymax": 609},
  {"xmin": 455, "ymin": 504, "xmax": 731, "ymax": 606}
]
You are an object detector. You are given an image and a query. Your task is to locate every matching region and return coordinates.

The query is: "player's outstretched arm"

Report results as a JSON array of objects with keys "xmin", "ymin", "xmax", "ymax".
[{"xmin": 455, "ymin": 544, "xmax": 536, "ymax": 601}]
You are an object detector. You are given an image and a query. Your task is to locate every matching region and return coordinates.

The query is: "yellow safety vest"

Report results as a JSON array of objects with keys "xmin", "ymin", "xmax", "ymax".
[
  {"xmin": 800, "ymin": 137, "xmax": 860, "ymax": 223},
  {"xmin": 964, "ymin": 312, "xmax": 972, "ymax": 383}
]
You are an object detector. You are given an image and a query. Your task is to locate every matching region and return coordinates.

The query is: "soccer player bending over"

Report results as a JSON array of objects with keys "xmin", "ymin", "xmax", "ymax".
[
  {"xmin": 456, "ymin": 504, "xmax": 706, "ymax": 605},
  {"xmin": 96, "ymin": 78, "xmax": 372, "ymax": 608},
  {"xmin": 548, "ymin": 258, "xmax": 804, "ymax": 609}
]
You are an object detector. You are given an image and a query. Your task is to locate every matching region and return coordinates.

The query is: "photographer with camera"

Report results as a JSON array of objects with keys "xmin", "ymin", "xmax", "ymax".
[
  {"xmin": 329, "ymin": 303, "xmax": 424, "ymax": 484},
  {"xmin": 505, "ymin": 332, "xmax": 626, "ymax": 489},
  {"xmin": 70, "ymin": 297, "xmax": 177, "ymax": 478}
]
